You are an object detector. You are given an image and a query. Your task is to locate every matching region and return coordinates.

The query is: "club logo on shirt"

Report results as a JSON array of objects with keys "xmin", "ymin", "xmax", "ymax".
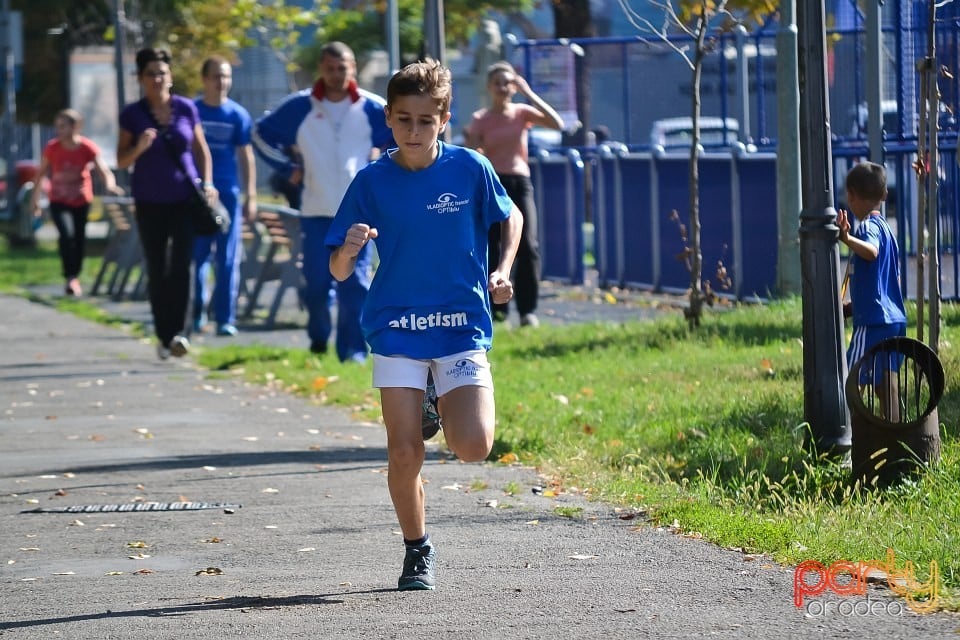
[
  {"xmin": 427, "ymin": 192, "xmax": 470, "ymax": 215},
  {"xmin": 388, "ymin": 310, "xmax": 469, "ymax": 330}
]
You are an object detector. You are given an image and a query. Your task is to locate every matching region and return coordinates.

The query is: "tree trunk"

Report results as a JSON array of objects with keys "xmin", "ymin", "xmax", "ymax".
[{"xmin": 685, "ymin": 3, "xmax": 709, "ymax": 329}]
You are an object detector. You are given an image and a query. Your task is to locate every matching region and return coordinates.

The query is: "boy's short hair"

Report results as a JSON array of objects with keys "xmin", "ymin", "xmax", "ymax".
[
  {"xmin": 846, "ymin": 161, "xmax": 887, "ymax": 203},
  {"xmin": 386, "ymin": 58, "xmax": 452, "ymax": 114}
]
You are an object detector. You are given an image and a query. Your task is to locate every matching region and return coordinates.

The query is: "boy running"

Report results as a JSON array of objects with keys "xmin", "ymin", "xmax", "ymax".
[{"xmin": 326, "ymin": 59, "xmax": 522, "ymax": 591}]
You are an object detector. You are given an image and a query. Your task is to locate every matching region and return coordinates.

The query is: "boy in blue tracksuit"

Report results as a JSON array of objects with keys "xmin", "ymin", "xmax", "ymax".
[
  {"xmin": 837, "ymin": 161, "xmax": 907, "ymax": 420},
  {"xmin": 192, "ymin": 56, "xmax": 256, "ymax": 337},
  {"xmin": 252, "ymin": 42, "xmax": 393, "ymax": 362}
]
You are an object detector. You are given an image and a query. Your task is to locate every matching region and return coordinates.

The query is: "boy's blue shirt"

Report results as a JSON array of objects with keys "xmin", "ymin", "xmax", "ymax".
[
  {"xmin": 326, "ymin": 142, "xmax": 514, "ymax": 359},
  {"xmin": 849, "ymin": 213, "xmax": 907, "ymax": 327},
  {"xmin": 195, "ymin": 97, "xmax": 252, "ymax": 189}
]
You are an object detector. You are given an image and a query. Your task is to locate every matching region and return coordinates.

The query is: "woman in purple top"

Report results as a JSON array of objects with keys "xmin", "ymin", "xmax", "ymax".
[{"xmin": 118, "ymin": 48, "xmax": 217, "ymax": 360}]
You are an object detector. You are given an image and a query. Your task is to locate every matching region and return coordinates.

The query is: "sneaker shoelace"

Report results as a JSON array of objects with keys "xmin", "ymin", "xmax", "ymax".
[{"xmin": 404, "ymin": 545, "xmax": 433, "ymax": 577}]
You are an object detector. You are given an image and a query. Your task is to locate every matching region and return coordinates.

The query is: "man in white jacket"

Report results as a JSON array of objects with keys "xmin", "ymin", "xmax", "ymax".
[{"xmin": 253, "ymin": 42, "xmax": 393, "ymax": 362}]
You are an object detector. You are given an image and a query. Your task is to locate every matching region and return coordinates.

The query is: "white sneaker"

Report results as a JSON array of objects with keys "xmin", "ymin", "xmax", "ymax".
[
  {"xmin": 520, "ymin": 313, "xmax": 540, "ymax": 328},
  {"xmin": 169, "ymin": 335, "xmax": 190, "ymax": 358},
  {"xmin": 157, "ymin": 343, "xmax": 171, "ymax": 360}
]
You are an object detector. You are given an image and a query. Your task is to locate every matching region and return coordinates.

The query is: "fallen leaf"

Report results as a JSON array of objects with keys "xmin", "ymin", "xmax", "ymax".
[
  {"xmin": 497, "ymin": 452, "xmax": 518, "ymax": 464},
  {"xmin": 133, "ymin": 568, "xmax": 154, "ymax": 575},
  {"xmin": 441, "ymin": 483, "xmax": 462, "ymax": 491},
  {"xmin": 297, "ymin": 547, "xmax": 316, "ymax": 553},
  {"xmin": 484, "ymin": 500, "xmax": 499, "ymax": 508},
  {"xmin": 262, "ymin": 488, "xmax": 280, "ymax": 494},
  {"xmin": 568, "ymin": 554, "xmax": 599, "ymax": 560},
  {"xmin": 54, "ymin": 489, "xmax": 68, "ymax": 497},
  {"xmin": 69, "ymin": 520, "xmax": 85, "ymax": 527},
  {"xmin": 18, "ymin": 548, "xmax": 40, "ymax": 552},
  {"xmin": 202, "ymin": 537, "xmax": 222, "ymax": 544},
  {"xmin": 105, "ymin": 571, "xmax": 124, "ymax": 576},
  {"xmin": 126, "ymin": 541, "xmax": 149, "ymax": 549},
  {"xmin": 525, "ymin": 520, "xmax": 540, "ymax": 525},
  {"xmin": 128, "ymin": 553, "xmax": 151, "ymax": 560},
  {"xmin": 52, "ymin": 571, "xmax": 76, "ymax": 576},
  {"xmin": 242, "ymin": 436, "xmax": 259, "ymax": 442},
  {"xmin": 195, "ymin": 567, "xmax": 223, "ymax": 576}
]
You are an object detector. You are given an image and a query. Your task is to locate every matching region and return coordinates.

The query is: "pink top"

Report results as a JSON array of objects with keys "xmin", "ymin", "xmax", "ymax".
[
  {"xmin": 467, "ymin": 103, "xmax": 541, "ymax": 177},
  {"xmin": 43, "ymin": 137, "xmax": 99, "ymax": 207}
]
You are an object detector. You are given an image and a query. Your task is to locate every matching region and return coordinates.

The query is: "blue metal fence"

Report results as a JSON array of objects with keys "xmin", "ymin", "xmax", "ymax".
[{"xmin": 520, "ymin": 1, "xmax": 960, "ymax": 302}]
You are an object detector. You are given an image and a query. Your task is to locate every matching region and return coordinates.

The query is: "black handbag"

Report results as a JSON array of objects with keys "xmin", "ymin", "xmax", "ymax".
[
  {"xmin": 144, "ymin": 100, "xmax": 230, "ymax": 236},
  {"xmin": 186, "ymin": 182, "xmax": 229, "ymax": 236}
]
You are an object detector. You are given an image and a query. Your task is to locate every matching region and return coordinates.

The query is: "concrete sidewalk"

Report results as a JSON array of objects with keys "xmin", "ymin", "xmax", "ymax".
[{"xmin": 2, "ymin": 293, "xmax": 959, "ymax": 639}]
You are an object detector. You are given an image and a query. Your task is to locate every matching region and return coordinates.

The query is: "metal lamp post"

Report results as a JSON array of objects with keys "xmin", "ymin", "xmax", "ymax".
[{"xmin": 796, "ymin": 0, "xmax": 852, "ymax": 455}]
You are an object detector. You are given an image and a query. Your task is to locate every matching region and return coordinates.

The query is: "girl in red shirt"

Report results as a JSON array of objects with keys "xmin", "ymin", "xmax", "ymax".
[{"xmin": 31, "ymin": 109, "xmax": 122, "ymax": 296}]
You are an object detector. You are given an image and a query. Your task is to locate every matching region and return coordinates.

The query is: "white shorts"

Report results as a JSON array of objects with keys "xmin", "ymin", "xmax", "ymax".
[{"xmin": 372, "ymin": 349, "xmax": 493, "ymax": 396}]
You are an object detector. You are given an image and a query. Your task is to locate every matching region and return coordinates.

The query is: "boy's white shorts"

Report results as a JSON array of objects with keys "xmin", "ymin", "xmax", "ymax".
[{"xmin": 372, "ymin": 349, "xmax": 493, "ymax": 396}]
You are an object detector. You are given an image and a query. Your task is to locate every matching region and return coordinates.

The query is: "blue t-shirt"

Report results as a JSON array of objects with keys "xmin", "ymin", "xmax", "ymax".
[
  {"xmin": 326, "ymin": 142, "xmax": 514, "ymax": 359},
  {"xmin": 118, "ymin": 95, "xmax": 200, "ymax": 204},
  {"xmin": 195, "ymin": 97, "xmax": 252, "ymax": 189},
  {"xmin": 849, "ymin": 213, "xmax": 907, "ymax": 327}
]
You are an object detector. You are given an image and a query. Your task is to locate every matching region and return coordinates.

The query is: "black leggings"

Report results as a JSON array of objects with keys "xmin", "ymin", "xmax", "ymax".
[
  {"xmin": 135, "ymin": 201, "xmax": 194, "ymax": 346},
  {"xmin": 488, "ymin": 174, "xmax": 540, "ymax": 316},
  {"xmin": 49, "ymin": 202, "xmax": 90, "ymax": 280}
]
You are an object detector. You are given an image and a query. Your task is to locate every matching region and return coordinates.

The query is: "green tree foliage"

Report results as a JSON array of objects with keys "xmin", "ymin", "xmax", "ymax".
[{"xmin": 298, "ymin": 0, "xmax": 533, "ymax": 72}]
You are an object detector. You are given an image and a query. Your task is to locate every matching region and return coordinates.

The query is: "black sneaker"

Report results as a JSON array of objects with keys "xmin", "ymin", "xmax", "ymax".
[
  {"xmin": 398, "ymin": 540, "xmax": 436, "ymax": 591},
  {"xmin": 421, "ymin": 372, "xmax": 442, "ymax": 440}
]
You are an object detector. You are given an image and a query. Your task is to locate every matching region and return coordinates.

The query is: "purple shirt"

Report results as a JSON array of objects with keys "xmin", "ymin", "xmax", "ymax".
[{"xmin": 119, "ymin": 95, "xmax": 200, "ymax": 203}]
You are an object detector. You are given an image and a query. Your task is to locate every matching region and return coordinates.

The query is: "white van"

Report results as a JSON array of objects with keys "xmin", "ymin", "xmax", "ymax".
[{"xmin": 649, "ymin": 117, "xmax": 740, "ymax": 150}]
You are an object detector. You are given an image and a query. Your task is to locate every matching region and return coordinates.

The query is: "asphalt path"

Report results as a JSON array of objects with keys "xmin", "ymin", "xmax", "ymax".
[{"xmin": 2, "ymin": 289, "xmax": 959, "ymax": 639}]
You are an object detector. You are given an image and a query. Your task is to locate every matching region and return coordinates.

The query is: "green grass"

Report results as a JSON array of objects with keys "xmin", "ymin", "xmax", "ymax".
[
  {"xmin": 197, "ymin": 300, "xmax": 960, "ymax": 609},
  {"xmin": 0, "ymin": 238, "xmax": 64, "ymax": 293},
  {"xmin": 7, "ymin": 240, "xmax": 958, "ymax": 609}
]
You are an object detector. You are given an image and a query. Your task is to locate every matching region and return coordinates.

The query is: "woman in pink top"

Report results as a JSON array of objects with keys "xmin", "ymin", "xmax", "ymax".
[
  {"xmin": 465, "ymin": 61, "xmax": 563, "ymax": 328},
  {"xmin": 31, "ymin": 109, "xmax": 122, "ymax": 296}
]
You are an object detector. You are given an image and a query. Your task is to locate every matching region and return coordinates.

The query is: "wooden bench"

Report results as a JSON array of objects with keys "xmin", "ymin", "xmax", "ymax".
[
  {"xmin": 90, "ymin": 196, "xmax": 144, "ymax": 300},
  {"xmin": 240, "ymin": 203, "xmax": 303, "ymax": 328}
]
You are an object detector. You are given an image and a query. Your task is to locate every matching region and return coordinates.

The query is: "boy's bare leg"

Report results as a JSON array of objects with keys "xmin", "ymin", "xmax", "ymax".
[
  {"xmin": 439, "ymin": 385, "xmax": 496, "ymax": 463},
  {"xmin": 877, "ymin": 371, "xmax": 901, "ymax": 423},
  {"xmin": 380, "ymin": 387, "xmax": 427, "ymax": 540}
]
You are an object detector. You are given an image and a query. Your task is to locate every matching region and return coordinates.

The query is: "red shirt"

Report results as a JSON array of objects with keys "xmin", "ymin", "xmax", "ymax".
[{"xmin": 43, "ymin": 137, "xmax": 99, "ymax": 207}]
